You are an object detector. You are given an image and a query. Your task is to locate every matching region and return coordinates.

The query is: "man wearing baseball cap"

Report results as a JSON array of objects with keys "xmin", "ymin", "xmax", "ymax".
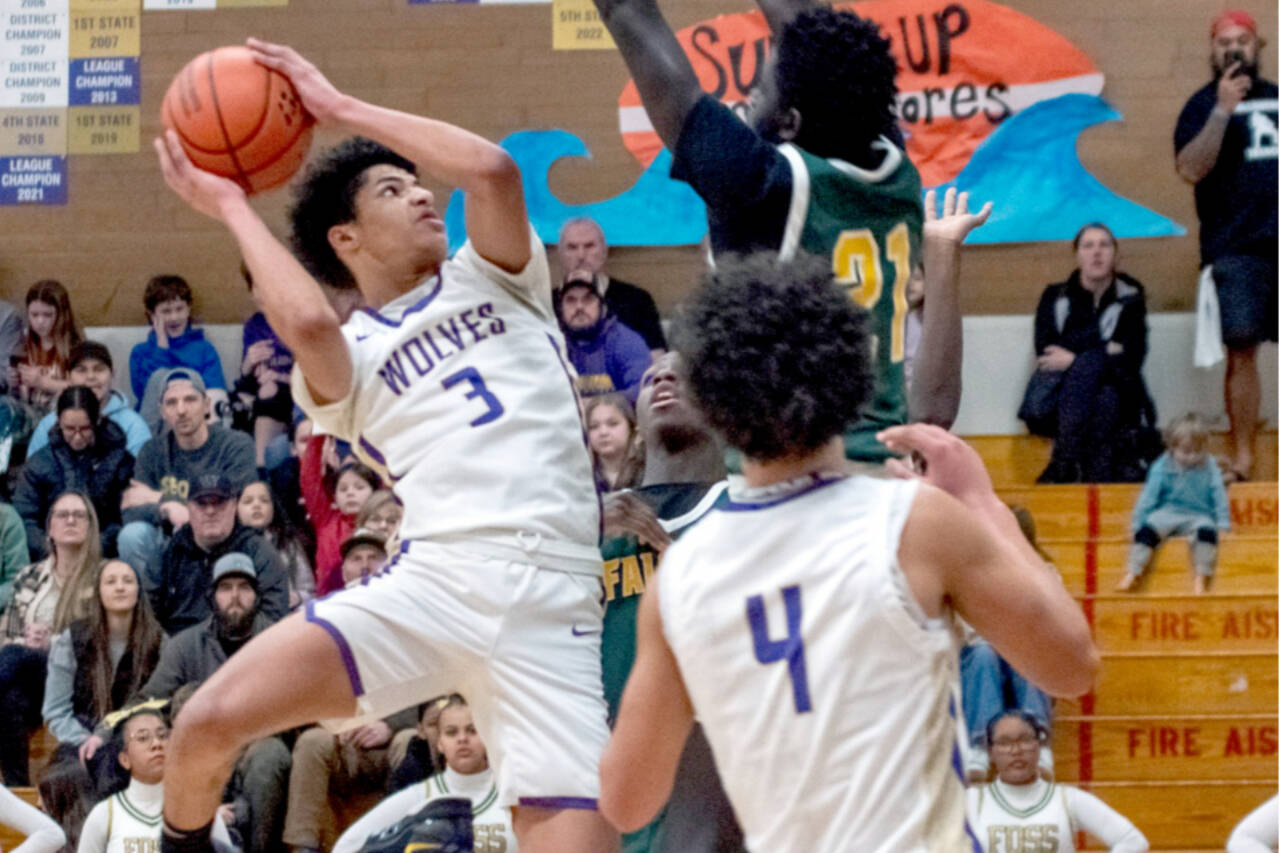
[
  {"xmin": 339, "ymin": 528, "xmax": 388, "ymax": 588},
  {"xmin": 144, "ymin": 551, "xmax": 290, "ymax": 853},
  {"xmin": 556, "ymin": 269, "xmax": 651, "ymax": 404},
  {"xmin": 28, "ymin": 341, "xmax": 152, "ymax": 457},
  {"xmin": 148, "ymin": 473, "xmax": 288, "ymax": 634},
  {"xmin": 1174, "ymin": 9, "xmax": 1277, "ymax": 483},
  {"xmin": 119, "ymin": 368, "xmax": 256, "ymax": 587}
]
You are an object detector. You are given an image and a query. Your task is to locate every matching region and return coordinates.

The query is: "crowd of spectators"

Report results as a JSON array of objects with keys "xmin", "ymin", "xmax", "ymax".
[{"xmin": 0, "ymin": 6, "xmax": 1271, "ymax": 847}]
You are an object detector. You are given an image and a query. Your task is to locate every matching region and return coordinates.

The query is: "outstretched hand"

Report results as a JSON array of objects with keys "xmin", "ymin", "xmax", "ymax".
[
  {"xmin": 877, "ymin": 423, "xmax": 995, "ymax": 508},
  {"xmin": 245, "ymin": 38, "xmax": 345, "ymax": 125},
  {"xmin": 924, "ymin": 187, "xmax": 993, "ymax": 246},
  {"xmin": 602, "ymin": 491, "xmax": 671, "ymax": 551},
  {"xmin": 155, "ymin": 130, "xmax": 247, "ymax": 221}
]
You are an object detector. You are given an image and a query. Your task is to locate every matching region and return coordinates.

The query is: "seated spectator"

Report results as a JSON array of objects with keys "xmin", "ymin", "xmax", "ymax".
[
  {"xmin": 1024, "ymin": 224, "xmax": 1154, "ymax": 484},
  {"xmin": 0, "ymin": 492, "xmax": 101, "ymax": 785},
  {"xmin": 556, "ymin": 270, "xmax": 651, "ymax": 403},
  {"xmin": 235, "ymin": 263, "xmax": 296, "ymax": 468},
  {"xmin": 128, "ymin": 275, "xmax": 227, "ymax": 423},
  {"xmin": 355, "ymin": 491, "xmax": 402, "ymax": 557},
  {"xmin": 77, "ymin": 699, "xmax": 234, "ymax": 853},
  {"xmin": 340, "ymin": 528, "xmax": 388, "ymax": 588},
  {"xmin": 556, "ymin": 216, "xmax": 668, "ymax": 356},
  {"xmin": 385, "ymin": 695, "xmax": 448, "ymax": 795},
  {"xmin": 333, "ymin": 695, "xmax": 513, "ymax": 853},
  {"xmin": 0, "ymin": 499, "xmax": 31, "ymax": 610},
  {"xmin": 1116, "ymin": 413, "xmax": 1230, "ymax": 596},
  {"xmin": 301, "ymin": 435, "xmax": 379, "ymax": 596},
  {"xmin": 142, "ymin": 555, "xmax": 290, "ymax": 853},
  {"xmin": 238, "ymin": 480, "xmax": 314, "ymax": 609},
  {"xmin": 268, "ymin": 416, "xmax": 313, "ymax": 534},
  {"xmin": 0, "ymin": 783, "xmax": 65, "ymax": 853},
  {"xmin": 967, "ymin": 711, "xmax": 1149, "ymax": 852},
  {"xmin": 14, "ymin": 387, "xmax": 135, "ymax": 561},
  {"xmin": 117, "ymin": 368, "xmax": 256, "ymax": 586},
  {"xmin": 29, "ymin": 341, "xmax": 151, "ymax": 458},
  {"xmin": 584, "ymin": 394, "xmax": 643, "ymax": 492},
  {"xmin": 283, "ymin": 707, "xmax": 420, "ymax": 853},
  {"xmin": 8, "ymin": 280, "xmax": 82, "ymax": 424},
  {"xmin": 149, "ymin": 476, "xmax": 288, "ymax": 634},
  {"xmin": 41, "ymin": 560, "xmax": 165, "ymax": 793}
]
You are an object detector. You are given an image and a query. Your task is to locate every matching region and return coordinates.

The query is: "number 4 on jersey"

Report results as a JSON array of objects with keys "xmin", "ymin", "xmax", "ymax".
[{"xmin": 746, "ymin": 585, "xmax": 812, "ymax": 713}]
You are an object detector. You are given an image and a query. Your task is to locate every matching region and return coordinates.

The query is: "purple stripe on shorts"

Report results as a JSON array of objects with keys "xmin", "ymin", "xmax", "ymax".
[
  {"xmin": 517, "ymin": 797, "xmax": 599, "ymax": 811},
  {"xmin": 305, "ymin": 600, "xmax": 365, "ymax": 697}
]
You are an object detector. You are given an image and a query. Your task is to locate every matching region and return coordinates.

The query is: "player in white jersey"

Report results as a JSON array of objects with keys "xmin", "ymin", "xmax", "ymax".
[
  {"xmin": 967, "ymin": 712, "xmax": 1148, "ymax": 853},
  {"xmin": 336, "ymin": 696, "xmax": 516, "ymax": 853},
  {"xmin": 153, "ymin": 39, "xmax": 616, "ymax": 853},
  {"xmin": 79, "ymin": 704, "xmax": 234, "ymax": 853},
  {"xmin": 600, "ymin": 252, "xmax": 1099, "ymax": 852}
]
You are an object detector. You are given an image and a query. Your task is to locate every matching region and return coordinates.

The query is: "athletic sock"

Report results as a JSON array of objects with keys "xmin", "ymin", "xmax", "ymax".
[{"xmin": 160, "ymin": 819, "xmax": 215, "ymax": 853}]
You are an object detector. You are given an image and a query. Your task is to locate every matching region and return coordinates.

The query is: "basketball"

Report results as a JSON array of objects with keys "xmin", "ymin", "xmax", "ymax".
[{"xmin": 161, "ymin": 46, "xmax": 314, "ymax": 195}]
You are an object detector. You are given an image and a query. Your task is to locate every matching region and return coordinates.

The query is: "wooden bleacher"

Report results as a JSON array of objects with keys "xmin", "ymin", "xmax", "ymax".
[{"xmin": 986, "ymin": 434, "xmax": 1278, "ymax": 850}]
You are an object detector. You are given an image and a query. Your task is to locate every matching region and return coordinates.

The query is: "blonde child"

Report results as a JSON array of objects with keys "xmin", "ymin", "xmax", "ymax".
[{"xmin": 1116, "ymin": 413, "xmax": 1230, "ymax": 595}]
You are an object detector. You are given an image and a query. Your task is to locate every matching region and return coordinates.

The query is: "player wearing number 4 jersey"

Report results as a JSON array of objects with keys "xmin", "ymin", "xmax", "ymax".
[
  {"xmin": 601, "ymin": 253, "xmax": 1099, "ymax": 852},
  {"xmin": 153, "ymin": 39, "xmax": 617, "ymax": 853}
]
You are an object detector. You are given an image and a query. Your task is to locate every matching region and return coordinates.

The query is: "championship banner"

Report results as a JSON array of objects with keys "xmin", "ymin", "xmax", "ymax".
[
  {"xmin": 0, "ymin": 0, "xmax": 68, "ymax": 203},
  {"xmin": 552, "ymin": 0, "xmax": 615, "ymax": 50},
  {"xmin": 68, "ymin": 0, "xmax": 139, "ymax": 153},
  {"xmin": 143, "ymin": 0, "xmax": 286, "ymax": 9}
]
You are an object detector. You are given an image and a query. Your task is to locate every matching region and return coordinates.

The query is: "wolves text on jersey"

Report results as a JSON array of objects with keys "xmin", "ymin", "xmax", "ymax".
[{"xmin": 375, "ymin": 303, "xmax": 507, "ymax": 396}]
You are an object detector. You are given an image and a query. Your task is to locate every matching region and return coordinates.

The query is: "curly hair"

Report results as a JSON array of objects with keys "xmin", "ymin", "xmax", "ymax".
[
  {"xmin": 673, "ymin": 251, "xmax": 873, "ymax": 462},
  {"xmin": 289, "ymin": 137, "xmax": 417, "ymax": 289},
  {"xmin": 774, "ymin": 8, "xmax": 899, "ymax": 161}
]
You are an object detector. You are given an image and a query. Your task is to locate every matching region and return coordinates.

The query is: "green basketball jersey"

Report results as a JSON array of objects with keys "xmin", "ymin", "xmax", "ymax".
[
  {"xmin": 777, "ymin": 140, "xmax": 923, "ymax": 462},
  {"xmin": 599, "ymin": 481, "xmax": 732, "ymax": 853}
]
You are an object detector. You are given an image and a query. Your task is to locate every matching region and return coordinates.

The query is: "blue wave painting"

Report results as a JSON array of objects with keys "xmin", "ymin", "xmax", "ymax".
[
  {"xmin": 444, "ymin": 129, "xmax": 707, "ymax": 252},
  {"xmin": 938, "ymin": 94, "xmax": 1184, "ymax": 244},
  {"xmin": 444, "ymin": 94, "xmax": 1182, "ymax": 249}
]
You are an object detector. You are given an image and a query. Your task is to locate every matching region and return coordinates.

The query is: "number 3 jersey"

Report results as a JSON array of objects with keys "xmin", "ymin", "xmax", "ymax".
[
  {"xmin": 291, "ymin": 227, "xmax": 601, "ymax": 573},
  {"xmin": 656, "ymin": 473, "xmax": 976, "ymax": 853}
]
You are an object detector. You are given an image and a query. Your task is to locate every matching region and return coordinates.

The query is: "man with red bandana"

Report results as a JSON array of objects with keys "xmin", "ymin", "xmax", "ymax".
[{"xmin": 1174, "ymin": 9, "xmax": 1278, "ymax": 483}]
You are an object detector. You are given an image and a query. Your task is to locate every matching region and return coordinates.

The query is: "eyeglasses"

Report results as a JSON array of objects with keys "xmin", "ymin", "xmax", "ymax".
[
  {"xmin": 59, "ymin": 424, "xmax": 94, "ymax": 436},
  {"xmin": 52, "ymin": 509, "xmax": 89, "ymax": 522},
  {"xmin": 991, "ymin": 735, "xmax": 1041, "ymax": 752},
  {"xmin": 129, "ymin": 728, "xmax": 170, "ymax": 746}
]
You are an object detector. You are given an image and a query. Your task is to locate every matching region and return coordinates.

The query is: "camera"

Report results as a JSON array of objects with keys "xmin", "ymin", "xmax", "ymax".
[{"xmin": 1223, "ymin": 49, "xmax": 1248, "ymax": 76}]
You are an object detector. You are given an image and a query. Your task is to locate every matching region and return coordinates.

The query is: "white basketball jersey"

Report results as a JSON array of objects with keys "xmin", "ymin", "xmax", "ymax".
[
  {"xmin": 967, "ymin": 780, "xmax": 1075, "ymax": 853},
  {"xmin": 292, "ymin": 229, "xmax": 600, "ymax": 572},
  {"xmin": 78, "ymin": 780, "xmax": 231, "ymax": 853},
  {"xmin": 657, "ymin": 474, "xmax": 977, "ymax": 853}
]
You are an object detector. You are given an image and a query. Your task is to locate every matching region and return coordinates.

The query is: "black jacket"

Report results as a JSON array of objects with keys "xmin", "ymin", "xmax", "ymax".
[
  {"xmin": 12, "ymin": 418, "xmax": 134, "ymax": 560},
  {"xmin": 1033, "ymin": 271, "xmax": 1148, "ymax": 377},
  {"xmin": 69, "ymin": 618, "xmax": 162, "ymax": 733},
  {"xmin": 149, "ymin": 522, "xmax": 289, "ymax": 635}
]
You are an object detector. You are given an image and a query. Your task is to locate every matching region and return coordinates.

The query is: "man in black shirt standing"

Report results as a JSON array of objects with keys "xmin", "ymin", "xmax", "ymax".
[
  {"xmin": 1174, "ymin": 8, "xmax": 1278, "ymax": 482},
  {"xmin": 557, "ymin": 217, "xmax": 668, "ymax": 359}
]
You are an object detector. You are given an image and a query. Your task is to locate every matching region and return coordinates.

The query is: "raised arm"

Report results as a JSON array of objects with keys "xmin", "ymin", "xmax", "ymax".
[
  {"xmin": 881, "ymin": 424, "xmax": 1099, "ymax": 697},
  {"xmin": 1175, "ymin": 65, "xmax": 1249, "ymax": 184},
  {"xmin": 592, "ymin": 0, "xmax": 703, "ymax": 152},
  {"xmin": 247, "ymin": 39, "xmax": 529, "ymax": 275},
  {"xmin": 755, "ymin": 0, "xmax": 819, "ymax": 34},
  {"xmin": 908, "ymin": 188, "xmax": 992, "ymax": 428}
]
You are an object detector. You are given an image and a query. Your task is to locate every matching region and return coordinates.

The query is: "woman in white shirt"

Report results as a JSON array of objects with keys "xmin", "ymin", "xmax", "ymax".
[
  {"xmin": 967, "ymin": 711, "xmax": 1149, "ymax": 853},
  {"xmin": 77, "ymin": 700, "xmax": 232, "ymax": 853},
  {"xmin": 334, "ymin": 695, "xmax": 514, "ymax": 853}
]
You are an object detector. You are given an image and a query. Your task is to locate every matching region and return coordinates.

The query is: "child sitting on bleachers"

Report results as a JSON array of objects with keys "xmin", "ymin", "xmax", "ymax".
[{"xmin": 1116, "ymin": 413, "xmax": 1230, "ymax": 595}]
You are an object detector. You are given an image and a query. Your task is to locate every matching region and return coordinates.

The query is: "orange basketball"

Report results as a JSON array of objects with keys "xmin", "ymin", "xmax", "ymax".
[{"xmin": 161, "ymin": 46, "xmax": 314, "ymax": 195}]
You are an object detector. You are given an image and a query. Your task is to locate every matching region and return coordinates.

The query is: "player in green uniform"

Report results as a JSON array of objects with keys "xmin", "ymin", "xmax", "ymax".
[{"xmin": 594, "ymin": 0, "xmax": 988, "ymax": 456}]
